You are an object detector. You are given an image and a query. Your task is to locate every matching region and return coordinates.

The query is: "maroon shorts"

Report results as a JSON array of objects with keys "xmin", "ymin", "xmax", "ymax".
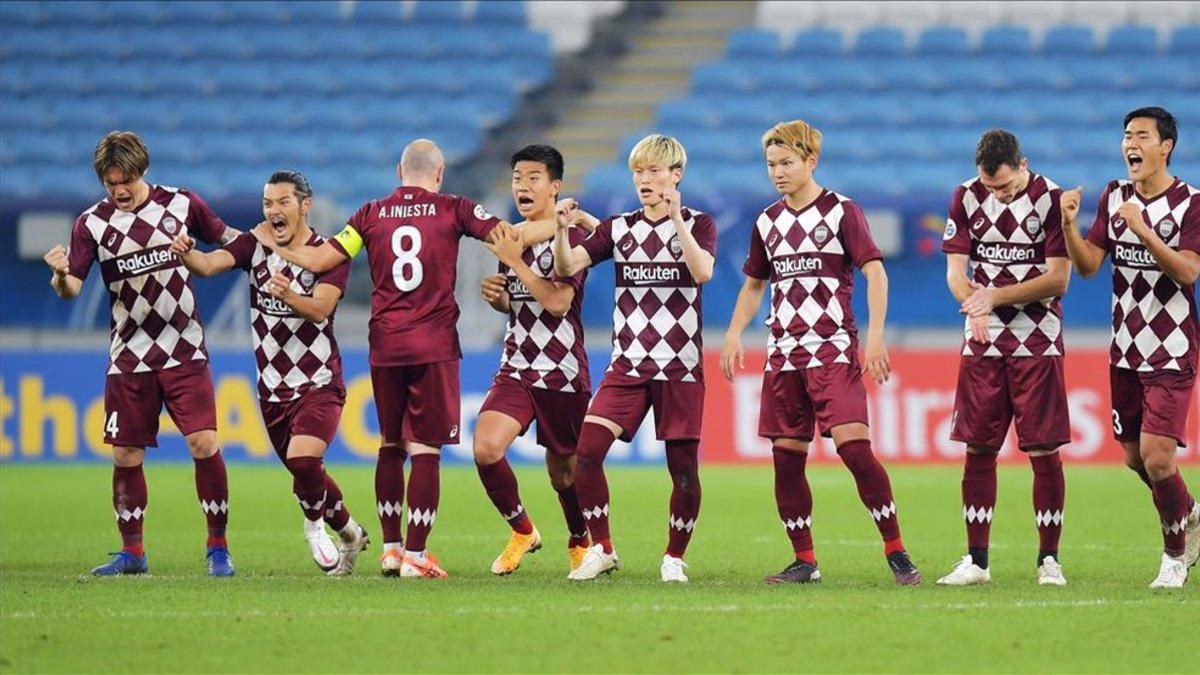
[
  {"xmin": 370, "ymin": 361, "xmax": 461, "ymax": 446},
  {"xmin": 951, "ymin": 356, "xmax": 1070, "ymax": 451},
  {"xmin": 260, "ymin": 386, "xmax": 346, "ymax": 461},
  {"xmin": 758, "ymin": 363, "xmax": 869, "ymax": 441},
  {"xmin": 1110, "ymin": 366, "xmax": 1194, "ymax": 446},
  {"xmin": 479, "ymin": 376, "xmax": 591, "ymax": 455},
  {"xmin": 103, "ymin": 359, "xmax": 217, "ymax": 448},
  {"xmin": 587, "ymin": 371, "xmax": 704, "ymax": 442}
]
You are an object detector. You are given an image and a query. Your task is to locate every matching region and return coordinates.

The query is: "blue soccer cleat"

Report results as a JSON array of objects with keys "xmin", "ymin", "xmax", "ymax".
[
  {"xmin": 91, "ymin": 550, "xmax": 148, "ymax": 576},
  {"xmin": 206, "ymin": 546, "xmax": 236, "ymax": 577}
]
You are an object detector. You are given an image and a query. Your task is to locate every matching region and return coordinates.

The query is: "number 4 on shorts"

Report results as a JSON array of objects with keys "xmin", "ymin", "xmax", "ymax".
[{"xmin": 106, "ymin": 410, "xmax": 120, "ymax": 436}]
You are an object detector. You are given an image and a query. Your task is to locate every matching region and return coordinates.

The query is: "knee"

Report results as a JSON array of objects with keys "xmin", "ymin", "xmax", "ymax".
[
  {"xmin": 185, "ymin": 431, "xmax": 218, "ymax": 459},
  {"xmin": 548, "ymin": 468, "xmax": 573, "ymax": 491},
  {"xmin": 1140, "ymin": 445, "xmax": 1175, "ymax": 480},
  {"xmin": 111, "ymin": 446, "xmax": 144, "ymax": 467},
  {"xmin": 473, "ymin": 437, "xmax": 507, "ymax": 465}
]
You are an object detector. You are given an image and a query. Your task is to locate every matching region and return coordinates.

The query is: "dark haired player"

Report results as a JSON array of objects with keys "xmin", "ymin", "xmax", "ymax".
[{"xmin": 1061, "ymin": 107, "xmax": 1200, "ymax": 589}]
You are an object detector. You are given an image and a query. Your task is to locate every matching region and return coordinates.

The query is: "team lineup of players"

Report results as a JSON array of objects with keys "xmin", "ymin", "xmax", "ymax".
[{"xmin": 42, "ymin": 105, "xmax": 1200, "ymax": 588}]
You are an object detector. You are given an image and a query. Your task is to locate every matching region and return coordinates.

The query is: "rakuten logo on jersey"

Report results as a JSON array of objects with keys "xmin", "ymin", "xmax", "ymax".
[
  {"xmin": 1113, "ymin": 242, "xmax": 1159, "ymax": 269},
  {"xmin": 615, "ymin": 262, "xmax": 691, "ymax": 287},
  {"xmin": 507, "ymin": 277, "xmax": 533, "ymax": 300},
  {"xmin": 771, "ymin": 253, "xmax": 824, "ymax": 280},
  {"xmin": 108, "ymin": 245, "xmax": 178, "ymax": 278},
  {"xmin": 971, "ymin": 241, "xmax": 1040, "ymax": 264},
  {"xmin": 256, "ymin": 292, "xmax": 296, "ymax": 317}
]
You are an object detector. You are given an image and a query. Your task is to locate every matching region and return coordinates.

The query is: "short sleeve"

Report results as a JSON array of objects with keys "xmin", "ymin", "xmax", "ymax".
[
  {"xmin": 551, "ymin": 227, "xmax": 589, "ymax": 291},
  {"xmin": 841, "ymin": 201, "xmax": 883, "ymax": 268},
  {"xmin": 185, "ymin": 190, "xmax": 229, "ymax": 245},
  {"xmin": 317, "ymin": 257, "xmax": 351, "ymax": 293},
  {"xmin": 222, "ymin": 232, "xmax": 258, "ymax": 271},
  {"xmin": 941, "ymin": 185, "xmax": 971, "ymax": 255},
  {"xmin": 579, "ymin": 217, "xmax": 615, "ymax": 264},
  {"xmin": 690, "ymin": 212, "xmax": 718, "ymax": 256},
  {"xmin": 1085, "ymin": 183, "xmax": 1113, "ymax": 251},
  {"xmin": 1043, "ymin": 187, "xmax": 1067, "ymax": 258},
  {"xmin": 67, "ymin": 214, "xmax": 96, "ymax": 280},
  {"xmin": 742, "ymin": 223, "xmax": 771, "ymax": 280},
  {"xmin": 1179, "ymin": 194, "xmax": 1200, "ymax": 254},
  {"xmin": 454, "ymin": 196, "xmax": 501, "ymax": 241}
]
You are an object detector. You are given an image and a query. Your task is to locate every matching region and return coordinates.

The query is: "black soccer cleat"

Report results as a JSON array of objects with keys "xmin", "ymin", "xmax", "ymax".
[
  {"xmin": 764, "ymin": 559, "xmax": 821, "ymax": 585},
  {"xmin": 887, "ymin": 550, "xmax": 922, "ymax": 586}
]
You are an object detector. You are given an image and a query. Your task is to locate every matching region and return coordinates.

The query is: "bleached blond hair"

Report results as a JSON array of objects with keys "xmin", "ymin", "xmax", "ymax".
[
  {"xmin": 762, "ymin": 120, "xmax": 823, "ymax": 159},
  {"xmin": 627, "ymin": 134, "xmax": 687, "ymax": 172}
]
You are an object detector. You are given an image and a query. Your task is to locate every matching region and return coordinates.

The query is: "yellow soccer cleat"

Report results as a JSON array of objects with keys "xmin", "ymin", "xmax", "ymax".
[
  {"xmin": 490, "ymin": 528, "xmax": 542, "ymax": 575},
  {"xmin": 569, "ymin": 543, "xmax": 591, "ymax": 572}
]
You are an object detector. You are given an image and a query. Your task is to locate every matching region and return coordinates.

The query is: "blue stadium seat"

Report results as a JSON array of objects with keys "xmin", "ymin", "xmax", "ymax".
[
  {"xmin": 172, "ymin": 99, "xmax": 241, "ymax": 131},
  {"xmin": 2, "ymin": 28, "xmax": 72, "ymax": 61},
  {"xmin": 223, "ymin": 0, "xmax": 289, "ymax": 25},
  {"xmin": 24, "ymin": 63, "xmax": 91, "ymax": 96},
  {"xmin": 1, "ymin": 1, "xmax": 45, "ymax": 26},
  {"xmin": 91, "ymin": 64, "xmax": 151, "ymax": 96},
  {"xmin": 473, "ymin": 0, "xmax": 526, "ymax": 25},
  {"xmin": 1167, "ymin": 25, "xmax": 1200, "ymax": 55},
  {"xmin": 0, "ymin": 99, "xmax": 51, "ymax": 130},
  {"xmin": 819, "ymin": 131, "xmax": 873, "ymax": 162},
  {"xmin": 904, "ymin": 94, "xmax": 975, "ymax": 128},
  {"xmin": 1016, "ymin": 129, "xmax": 1067, "ymax": 163},
  {"xmin": 6, "ymin": 134, "xmax": 76, "ymax": 164},
  {"xmin": 1061, "ymin": 128, "xmax": 1119, "ymax": 160},
  {"xmin": 49, "ymin": 97, "xmax": 114, "ymax": 131},
  {"xmin": 43, "ymin": 1, "xmax": 109, "ymax": 26},
  {"xmin": 210, "ymin": 62, "xmax": 278, "ymax": 95},
  {"xmin": 1009, "ymin": 59, "xmax": 1071, "ymax": 91},
  {"xmin": 1105, "ymin": 25, "xmax": 1158, "ymax": 55},
  {"xmin": 657, "ymin": 99, "xmax": 719, "ymax": 129},
  {"xmin": 1130, "ymin": 56, "xmax": 1198, "ymax": 89},
  {"xmin": 855, "ymin": 27, "xmax": 907, "ymax": 57},
  {"xmin": 840, "ymin": 94, "xmax": 906, "ymax": 127},
  {"xmin": 111, "ymin": 101, "xmax": 179, "ymax": 133},
  {"xmin": 725, "ymin": 28, "xmax": 781, "ymax": 59},
  {"xmin": 159, "ymin": 1, "xmax": 227, "ymax": 24},
  {"xmin": 585, "ymin": 164, "xmax": 635, "ymax": 194},
  {"xmin": 62, "ymin": 27, "xmax": 132, "ymax": 61},
  {"xmin": 412, "ymin": 0, "xmax": 464, "ymax": 24},
  {"xmin": 288, "ymin": 1, "xmax": 347, "ymax": 25},
  {"xmin": 125, "ymin": 31, "xmax": 197, "ymax": 61},
  {"xmin": 980, "ymin": 26, "xmax": 1032, "ymax": 55},
  {"xmin": 915, "ymin": 26, "xmax": 971, "ymax": 56},
  {"xmin": 716, "ymin": 96, "xmax": 779, "ymax": 129},
  {"xmin": 1042, "ymin": 25, "xmax": 1097, "ymax": 56},
  {"xmin": 692, "ymin": 61, "xmax": 755, "ymax": 94},
  {"xmin": 119, "ymin": 1, "xmax": 168, "ymax": 26},
  {"xmin": 787, "ymin": 28, "xmax": 844, "ymax": 57}
]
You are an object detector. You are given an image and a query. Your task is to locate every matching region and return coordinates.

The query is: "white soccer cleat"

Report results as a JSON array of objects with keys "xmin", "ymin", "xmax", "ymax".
[
  {"xmin": 327, "ymin": 522, "xmax": 369, "ymax": 577},
  {"xmin": 1036, "ymin": 556, "xmax": 1067, "ymax": 586},
  {"xmin": 660, "ymin": 555, "xmax": 689, "ymax": 583},
  {"xmin": 566, "ymin": 544, "xmax": 619, "ymax": 581},
  {"xmin": 936, "ymin": 555, "xmax": 991, "ymax": 586},
  {"xmin": 1148, "ymin": 552, "xmax": 1189, "ymax": 589},
  {"xmin": 1184, "ymin": 501, "xmax": 1200, "ymax": 569},
  {"xmin": 304, "ymin": 518, "xmax": 340, "ymax": 572}
]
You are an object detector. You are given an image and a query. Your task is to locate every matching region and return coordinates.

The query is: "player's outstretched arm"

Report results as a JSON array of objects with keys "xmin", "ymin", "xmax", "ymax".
[
  {"xmin": 552, "ymin": 207, "xmax": 593, "ymax": 277},
  {"xmin": 1116, "ymin": 200, "xmax": 1200, "ymax": 285},
  {"xmin": 861, "ymin": 260, "xmax": 891, "ymax": 384},
  {"xmin": 486, "ymin": 227, "xmax": 574, "ymax": 316},
  {"xmin": 270, "ymin": 279, "xmax": 342, "ymax": 323},
  {"xmin": 720, "ymin": 276, "xmax": 768, "ymax": 381},
  {"xmin": 250, "ymin": 224, "xmax": 349, "ymax": 273},
  {"xmin": 43, "ymin": 245, "xmax": 83, "ymax": 300},
  {"xmin": 169, "ymin": 234, "xmax": 236, "ymax": 277},
  {"xmin": 480, "ymin": 274, "xmax": 511, "ymax": 313},
  {"xmin": 1060, "ymin": 187, "xmax": 1106, "ymax": 278}
]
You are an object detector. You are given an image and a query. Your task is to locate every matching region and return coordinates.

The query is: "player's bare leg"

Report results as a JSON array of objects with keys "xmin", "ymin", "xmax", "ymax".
[
  {"xmin": 546, "ymin": 452, "xmax": 591, "ymax": 571},
  {"xmin": 830, "ymin": 424, "xmax": 919, "ymax": 585},
  {"xmin": 401, "ymin": 442, "xmax": 448, "ymax": 579},
  {"xmin": 1139, "ymin": 433, "xmax": 1194, "ymax": 588},
  {"xmin": 1028, "ymin": 447, "xmax": 1066, "ymax": 586},
  {"xmin": 284, "ymin": 435, "xmax": 367, "ymax": 576},
  {"xmin": 376, "ymin": 441, "xmax": 408, "ymax": 576},
  {"xmin": 475, "ymin": 412, "xmax": 542, "ymax": 575},
  {"xmin": 92, "ymin": 446, "xmax": 150, "ymax": 576},
  {"xmin": 568, "ymin": 416, "xmax": 622, "ymax": 580},
  {"xmin": 764, "ymin": 438, "xmax": 821, "ymax": 585},
  {"xmin": 187, "ymin": 430, "xmax": 233, "ymax": 577}
]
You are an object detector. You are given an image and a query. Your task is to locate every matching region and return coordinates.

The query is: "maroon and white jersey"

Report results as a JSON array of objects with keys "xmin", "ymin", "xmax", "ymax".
[
  {"xmin": 743, "ymin": 191, "xmax": 881, "ymax": 372},
  {"xmin": 224, "ymin": 231, "xmax": 350, "ymax": 403},
  {"xmin": 67, "ymin": 185, "xmax": 229, "ymax": 375},
  {"xmin": 1085, "ymin": 178, "xmax": 1200, "ymax": 374},
  {"xmin": 329, "ymin": 185, "xmax": 501, "ymax": 367},
  {"xmin": 496, "ymin": 228, "xmax": 590, "ymax": 392},
  {"xmin": 943, "ymin": 173, "xmax": 1066, "ymax": 358},
  {"xmin": 581, "ymin": 207, "xmax": 717, "ymax": 382}
]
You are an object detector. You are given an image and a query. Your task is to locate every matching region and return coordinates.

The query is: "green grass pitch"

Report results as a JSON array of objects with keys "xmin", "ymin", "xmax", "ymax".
[{"xmin": 0, "ymin": 463, "xmax": 1194, "ymax": 673}]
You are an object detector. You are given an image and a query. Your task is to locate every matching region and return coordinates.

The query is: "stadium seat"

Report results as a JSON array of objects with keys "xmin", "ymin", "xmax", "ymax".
[
  {"xmin": 1104, "ymin": 24, "xmax": 1159, "ymax": 55},
  {"xmin": 412, "ymin": 0, "xmax": 465, "ymax": 24},
  {"xmin": 1166, "ymin": 25, "xmax": 1200, "ymax": 55},
  {"xmin": 159, "ymin": 0, "xmax": 228, "ymax": 25},
  {"xmin": 854, "ymin": 27, "xmax": 907, "ymax": 56},
  {"xmin": 725, "ymin": 28, "xmax": 782, "ymax": 59},
  {"xmin": 915, "ymin": 26, "xmax": 971, "ymax": 56},
  {"xmin": 980, "ymin": 26, "xmax": 1033, "ymax": 55},
  {"xmin": 786, "ymin": 28, "xmax": 844, "ymax": 57},
  {"xmin": 0, "ymin": 1, "xmax": 45, "ymax": 26},
  {"xmin": 287, "ymin": 1, "xmax": 348, "ymax": 25},
  {"xmin": 223, "ymin": 0, "xmax": 290, "ymax": 25},
  {"xmin": 473, "ymin": 0, "xmax": 526, "ymax": 26},
  {"xmin": 1042, "ymin": 24, "xmax": 1098, "ymax": 55},
  {"xmin": 43, "ymin": 1, "xmax": 109, "ymax": 26}
]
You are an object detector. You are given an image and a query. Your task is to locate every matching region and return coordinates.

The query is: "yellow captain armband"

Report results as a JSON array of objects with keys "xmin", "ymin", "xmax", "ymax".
[{"xmin": 333, "ymin": 224, "xmax": 364, "ymax": 258}]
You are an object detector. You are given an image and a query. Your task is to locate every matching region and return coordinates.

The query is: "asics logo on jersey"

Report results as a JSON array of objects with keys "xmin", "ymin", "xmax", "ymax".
[
  {"xmin": 972, "ymin": 242, "xmax": 1038, "ymax": 263},
  {"xmin": 107, "ymin": 232, "xmax": 118, "ymax": 246},
  {"xmin": 1113, "ymin": 242, "xmax": 1158, "ymax": 268},
  {"xmin": 620, "ymin": 239, "xmax": 635, "ymax": 252},
  {"xmin": 972, "ymin": 218, "xmax": 986, "ymax": 232},
  {"xmin": 113, "ymin": 247, "xmax": 174, "ymax": 275},
  {"xmin": 772, "ymin": 254, "xmax": 823, "ymax": 278}
]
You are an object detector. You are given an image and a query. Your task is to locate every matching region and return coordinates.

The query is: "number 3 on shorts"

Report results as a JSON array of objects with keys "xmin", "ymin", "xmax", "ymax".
[
  {"xmin": 106, "ymin": 410, "xmax": 120, "ymax": 436},
  {"xmin": 391, "ymin": 225, "xmax": 423, "ymax": 292},
  {"xmin": 1111, "ymin": 409, "xmax": 1122, "ymax": 436}
]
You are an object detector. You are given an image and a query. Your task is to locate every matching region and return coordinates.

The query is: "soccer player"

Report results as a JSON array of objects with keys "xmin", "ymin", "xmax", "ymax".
[
  {"xmin": 251, "ymin": 139, "xmax": 552, "ymax": 579},
  {"xmin": 1061, "ymin": 107, "xmax": 1200, "ymax": 588},
  {"xmin": 169, "ymin": 170, "xmax": 369, "ymax": 576},
  {"xmin": 719, "ymin": 119, "xmax": 920, "ymax": 585},
  {"xmin": 937, "ymin": 130, "xmax": 1071, "ymax": 587},
  {"xmin": 42, "ymin": 131, "xmax": 237, "ymax": 577},
  {"xmin": 475, "ymin": 145, "xmax": 593, "ymax": 575},
  {"xmin": 551, "ymin": 134, "xmax": 714, "ymax": 583}
]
